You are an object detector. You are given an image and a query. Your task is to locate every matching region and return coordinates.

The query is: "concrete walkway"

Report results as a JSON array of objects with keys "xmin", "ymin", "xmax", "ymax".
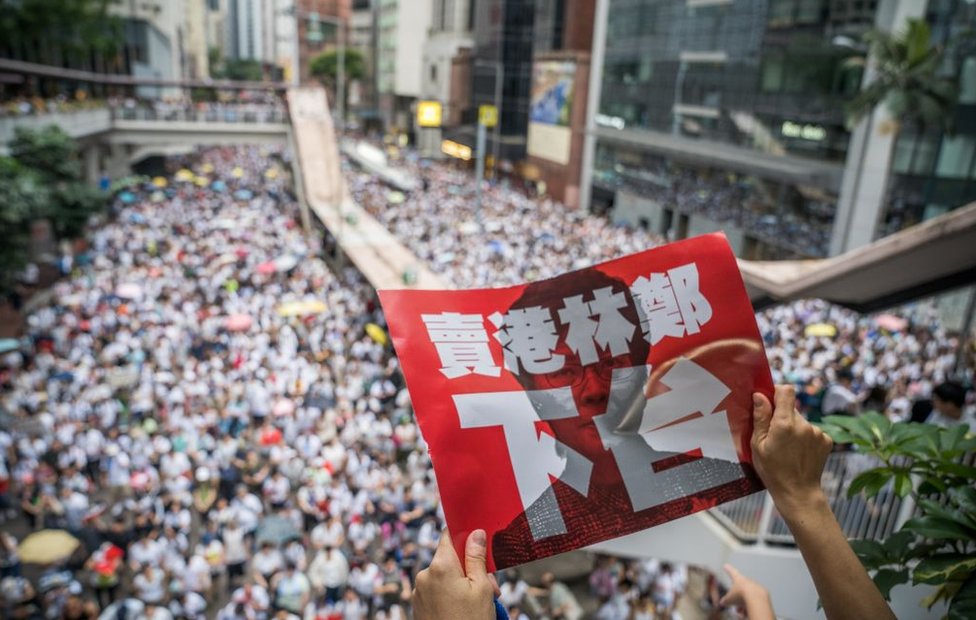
[{"xmin": 286, "ymin": 87, "xmax": 447, "ymax": 292}]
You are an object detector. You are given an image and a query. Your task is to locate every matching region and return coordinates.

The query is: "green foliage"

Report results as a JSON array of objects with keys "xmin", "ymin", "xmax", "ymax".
[
  {"xmin": 0, "ymin": 0, "xmax": 123, "ymax": 69},
  {"xmin": 309, "ymin": 49, "xmax": 367, "ymax": 84},
  {"xmin": 218, "ymin": 59, "xmax": 265, "ymax": 82},
  {"xmin": 844, "ymin": 18, "xmax": 958, "ymax": 132},
  {"xmin": 0, "ymin": 126, "xmax": 106, "ymax": 293},
  {"xmin": 9, "ymin": 125, "xmax": 82, "ymax": 182},
  {"xmin": 820, "ymin": 414, "xmax": 976, "ymax": 617},
  {"xmin": 0, "ymin": 157, "xmax": 50, "ymax": 292}
]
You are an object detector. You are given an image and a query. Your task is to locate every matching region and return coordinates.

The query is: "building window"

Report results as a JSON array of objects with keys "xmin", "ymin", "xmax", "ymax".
[{"xmin": 430, "ymin": 63, "xmax": 438, "ymax": 82}]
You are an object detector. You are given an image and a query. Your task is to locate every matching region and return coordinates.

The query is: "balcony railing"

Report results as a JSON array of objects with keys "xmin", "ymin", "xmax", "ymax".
[
  {"xmin": 710, "ymin": 451, "xmax": 916, "ymax": 545},
  {"xmin": 109, "ymin": 104, "xmax": 289, "ymax": 124}
]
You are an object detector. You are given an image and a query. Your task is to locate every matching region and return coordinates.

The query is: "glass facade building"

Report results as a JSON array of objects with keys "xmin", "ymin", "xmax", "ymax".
[{"xmin": 592, "ymin": 0, "xmax": 976, "ymax": 258}]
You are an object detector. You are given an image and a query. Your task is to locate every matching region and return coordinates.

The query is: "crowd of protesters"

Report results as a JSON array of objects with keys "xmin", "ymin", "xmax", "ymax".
[{"xmin": 0, "ymin": 137, "xmax": 971, "ymax": 620}]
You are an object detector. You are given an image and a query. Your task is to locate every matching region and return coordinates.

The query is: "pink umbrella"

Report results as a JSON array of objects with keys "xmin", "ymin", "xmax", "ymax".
[
  {"xmin": 875, "ymin": 314, "xmax": 908, "ymax": 332},
  {"xmin": 256, "ymin": 261, "xmax": 276, "ymax": 275},
  {"xmin": 224, "ymin": 314, "xmax": 253, "ymax": 332},
  {"xmin": 273, "ymin": 399, "xmax": 295, "ymax": 417}
]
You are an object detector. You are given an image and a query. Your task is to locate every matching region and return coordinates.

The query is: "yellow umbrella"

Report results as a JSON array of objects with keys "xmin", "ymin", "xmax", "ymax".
[
  {"xmin": 151, "ymin": 176, "xmax": 167, "ymax": 188},
  {"xmin": 805, "ymin": 323, "xmax": 837, "ymax": 338},
  {"xmin": 264, "ymin": 167, "xmax": 279, "ymax": 179},
  {"xmin": 194, "ymin": 176, "xmax": 210, "ymax": 187},
  {"xmin": 18, "ymin": 530, "xmax": 80, "ymax": 564},
  {"xmin": 276, "ymin": 300, "xmax": 328, "ymax": 317},
  {"xmin": 366, "ymin": 322, "xmax": 388, "ymax": 346},
  {"xmin": 201, "ymin": 162, "xmax": 215, "ymax": 173},
  {"xmin": 175, "ymin": 169, "xmax": 194, "ymax": 182},
  {"xmin": 232, "ymin": 166, "xmax": 244, "ymax": 178}
]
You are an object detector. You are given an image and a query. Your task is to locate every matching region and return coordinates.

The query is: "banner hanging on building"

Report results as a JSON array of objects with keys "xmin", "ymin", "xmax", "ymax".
[{"xmin": 379, "ymin": 233, "xmax": 773, "ymax": 570}]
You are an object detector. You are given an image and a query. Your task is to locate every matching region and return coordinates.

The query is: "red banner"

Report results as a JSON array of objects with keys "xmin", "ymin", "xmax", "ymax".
[{"xmin": 379, "ymin": 233, "xmax": 773, "ymax": 570}]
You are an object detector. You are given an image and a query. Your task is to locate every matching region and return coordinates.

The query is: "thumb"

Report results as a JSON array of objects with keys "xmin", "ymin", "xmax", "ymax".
[
  {"xmin": 464, "ymin": 529, "xmax": 488, "ymax": 579},
  {"xmin": 752, "ymin": 393, "xmax": 772, "ymax": 442}
]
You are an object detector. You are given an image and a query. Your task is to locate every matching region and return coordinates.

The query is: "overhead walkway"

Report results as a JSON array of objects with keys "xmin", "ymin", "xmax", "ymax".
[
  {"xmin": 739, "ymin": 202, "xmax": 976, "ymax": 312},
  {"xmin": 286, "ymin": 87, "xmax": 445, "ymax": 291}
]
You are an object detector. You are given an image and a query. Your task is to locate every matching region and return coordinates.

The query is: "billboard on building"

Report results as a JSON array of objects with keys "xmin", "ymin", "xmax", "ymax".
[{"xmin": 528, "ymin": 61, "xmax": 576, "ymax": 165}]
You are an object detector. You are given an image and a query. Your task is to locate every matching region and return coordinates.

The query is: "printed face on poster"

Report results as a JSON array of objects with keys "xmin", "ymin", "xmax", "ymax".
[{"xmin": 379, "ymin": 233, "xmax": 773, "ymax": 570}]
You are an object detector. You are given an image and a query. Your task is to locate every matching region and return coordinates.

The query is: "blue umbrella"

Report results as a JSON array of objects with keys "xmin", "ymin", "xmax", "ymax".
[
  {"xmin": 212, "ymin": 180, "xmax": 227, "ymax": 192},
  {"xmin": 233, "ymin": 189, "xmax": 254, "ymax": 200},
  {"xmin": 0, "ymin": 338, "xmax": 20, "ymax": 354},
  {"xmin": 118, "ymin": 191, "xmax": 136, "ymax": 204}
]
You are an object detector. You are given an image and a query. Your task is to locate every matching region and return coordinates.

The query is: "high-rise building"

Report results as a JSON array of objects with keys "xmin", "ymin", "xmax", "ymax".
[
  {"xmin": 113, "ymin": 0, "xmax": 187, "ymax": 98},
  {"xmin": 376, "ymin": 0, "xmax": 433, "ymax": 134},
  {"xmin": 580, "ymin": 0, "xmax": 976, "ymax": 260},
  {"xmin": 350, "ymin": 0, "xmax": 379, "ymax": 119},
  {"xmin": 227, "ymin": 0, "xmax": 267, "ymax": 61},
  {"xmin": 421, "ymin": 0, "xmax": 475, "ymax": 127}
]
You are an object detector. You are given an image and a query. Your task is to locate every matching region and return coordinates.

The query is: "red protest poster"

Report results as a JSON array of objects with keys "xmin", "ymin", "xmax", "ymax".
[{"xmin": 379, "ymin": 233, "xmax": 773, "ymax": 571}]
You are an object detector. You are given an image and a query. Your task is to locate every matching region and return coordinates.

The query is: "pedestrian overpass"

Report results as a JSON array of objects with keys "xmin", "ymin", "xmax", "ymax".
[{"xmin": 0, "ymin": 104, "xmax": 289, "ymax": 182}]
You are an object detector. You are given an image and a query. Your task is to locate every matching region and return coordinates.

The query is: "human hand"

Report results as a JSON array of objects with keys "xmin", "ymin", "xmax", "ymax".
[
  {"xmin": 720, "ymin": 564, "xmax": 774, "ymax": 620},
  {"xmin": 752, "ymin": 385, "xmax": 833, "ymax": 518},
  {"xmin": 412, "ymin": 529, "xmax": 497, "ymax": 620}
]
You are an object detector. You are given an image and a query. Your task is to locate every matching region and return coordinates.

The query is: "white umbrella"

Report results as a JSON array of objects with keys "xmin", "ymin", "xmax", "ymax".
[{"xmin": 115, "ymin": 283, "xmax": 143, "ymax": 300}]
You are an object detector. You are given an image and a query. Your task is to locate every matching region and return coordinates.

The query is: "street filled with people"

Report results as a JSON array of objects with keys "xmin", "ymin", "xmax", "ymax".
[{"xmin": 0, "ymin": 139, "xmax": 971, "ymax": 620}]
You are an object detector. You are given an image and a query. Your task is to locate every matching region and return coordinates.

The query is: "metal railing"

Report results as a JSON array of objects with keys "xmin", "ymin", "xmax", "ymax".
[
  {"xmin": 709, "ymin": 451, "xmax": 915, "ymax": 545},
  {"xmin": 109, "ymin": 104, "xmax": 289, "ymax": 124}
]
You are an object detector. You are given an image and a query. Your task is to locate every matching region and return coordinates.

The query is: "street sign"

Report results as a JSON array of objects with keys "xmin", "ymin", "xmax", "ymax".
[
  {"xmin": 416, "ymin": 100, "xmax": 443, "ymax": 128},
  {"xmin": 479, "ymin": 104, "xmax": 498, "ymax": 128}
]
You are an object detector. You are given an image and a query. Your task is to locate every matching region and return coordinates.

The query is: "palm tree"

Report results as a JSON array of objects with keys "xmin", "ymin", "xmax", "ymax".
[
  {"xmin": 832, "ymin": 18, "xmax": 958, "ymax": 254},
  {"xmin": 845, "ymin": 18, "xmax": 957, "ymax": 134}
]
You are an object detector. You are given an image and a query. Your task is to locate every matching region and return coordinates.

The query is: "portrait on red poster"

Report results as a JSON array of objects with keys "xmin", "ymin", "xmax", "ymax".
[{"xmin": 379, "ymin": 233, "xmax": 774, "ymax": 570}]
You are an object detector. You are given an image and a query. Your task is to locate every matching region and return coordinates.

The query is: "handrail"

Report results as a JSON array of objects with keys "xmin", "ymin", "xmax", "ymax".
[{"xmin": 707, "ymin": 450, "xmax": 972, "ymax": 545}]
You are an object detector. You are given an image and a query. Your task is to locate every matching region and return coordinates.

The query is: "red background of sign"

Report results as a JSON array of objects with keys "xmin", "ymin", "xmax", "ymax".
[{"xmin": 379, "ymin": 233, "xmax": 774, "ymax": 570}]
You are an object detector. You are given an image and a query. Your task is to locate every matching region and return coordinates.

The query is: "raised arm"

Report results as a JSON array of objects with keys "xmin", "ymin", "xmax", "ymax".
[{"xmin": 751, "ymin": 385, "xmax": 895, "ymax": 620}]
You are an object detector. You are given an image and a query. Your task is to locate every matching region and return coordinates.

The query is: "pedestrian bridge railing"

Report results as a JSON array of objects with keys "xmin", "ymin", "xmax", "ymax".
[
  {"xmin": 110, "ymin": 104, "xmax": 289, "ymax": 125},
  {"xmin": 708, "ymin": 450, "xmax": 971, "ymax": 545}
]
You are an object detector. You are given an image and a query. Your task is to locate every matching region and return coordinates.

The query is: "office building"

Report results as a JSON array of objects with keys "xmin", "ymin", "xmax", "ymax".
[
  {"xmin": 421, "ymin": 0, "xmax": 475, "ymax": 127},
  {"xmin": 376, "ymin": 0, "xmax": 433, "ymax": 134},
  {"xmin": 582, "ymin": 0, "xmax": 976, "ymax": 259}
]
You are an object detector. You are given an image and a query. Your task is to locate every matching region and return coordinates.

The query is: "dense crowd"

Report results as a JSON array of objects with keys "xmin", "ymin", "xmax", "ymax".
[
  {"xmin": 0, "ymin": 136, "xmax": 971, "ymax": 620},
  {"xmin": 348, "ymin": 145, "xmax": 972, "ymax": 420},
  {"xmin": 0, "ymin": 146, "xmax": 437, "ymax": 620},
  {"xmin": 346, "ymin": 151, "xmax": 665, "ymax": 289},
  {"xmin": 597, "ymin": 161, "xmax": 833, "ymax": 258}
]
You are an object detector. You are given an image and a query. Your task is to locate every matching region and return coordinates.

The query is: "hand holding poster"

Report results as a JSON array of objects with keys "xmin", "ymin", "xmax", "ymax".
[{"xmin": 379, "ymin": 233, "xmax": 774, "ymax": 570}]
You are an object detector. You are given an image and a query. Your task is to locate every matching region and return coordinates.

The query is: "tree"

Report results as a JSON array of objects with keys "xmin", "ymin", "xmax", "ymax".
[
  {"xmin": 845, "ymin": 19, "xmax": 958, "ymax": 134},
  {"xmin": 9, "ymin": 125, "xmax": 82, "ymax": 182},
  {"xmin": 6, "ymin": 126, "xmax": 105, "ymax": 245},
  {"xmin": 223, "ymin": 59, "xmax": 265, "ymax": 82},
  {"xmin": 0, "ymin": 0, "xmax": 124, "ymax": 79},
  {"xmin": 309, "ymin": 48, "xmax": 366, "ymax": 86},
  {"xmin": 833, "ymin": 18, "xmax": 960, "ymax": 253},
  {"xmin": 0, "ymin": 158, "xmax": 50, "ymax": 293},
  {"xmin": 820, "ymin": 414, "xmax": 976, "ymax": 619}
]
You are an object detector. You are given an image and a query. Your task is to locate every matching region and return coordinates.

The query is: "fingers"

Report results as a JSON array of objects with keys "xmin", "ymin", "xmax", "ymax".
[
  {"xmin": 719, "ymin": 564, "xmax": 742, "ymax": 607},
  {"xmin": 463, "ymin": 529, "xmax": 488, "ymax": 579},
  {"xmin": 487, "ymin": 573, "xmax": 501, "ymax": 598},
  {"xmin": 722, "ymin": 563, "xmax": 741, "ymax": 582},
  {"xmin": 431, "ymin": 528, "xmax": 462, "ymax": 574},
  {"xmin": 752, "ymin": 393, "xmax": 773, "ymax": 442},
  {"xmin": 772, "ymin": 384, "xmax": 796, "ymax": 424}
]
